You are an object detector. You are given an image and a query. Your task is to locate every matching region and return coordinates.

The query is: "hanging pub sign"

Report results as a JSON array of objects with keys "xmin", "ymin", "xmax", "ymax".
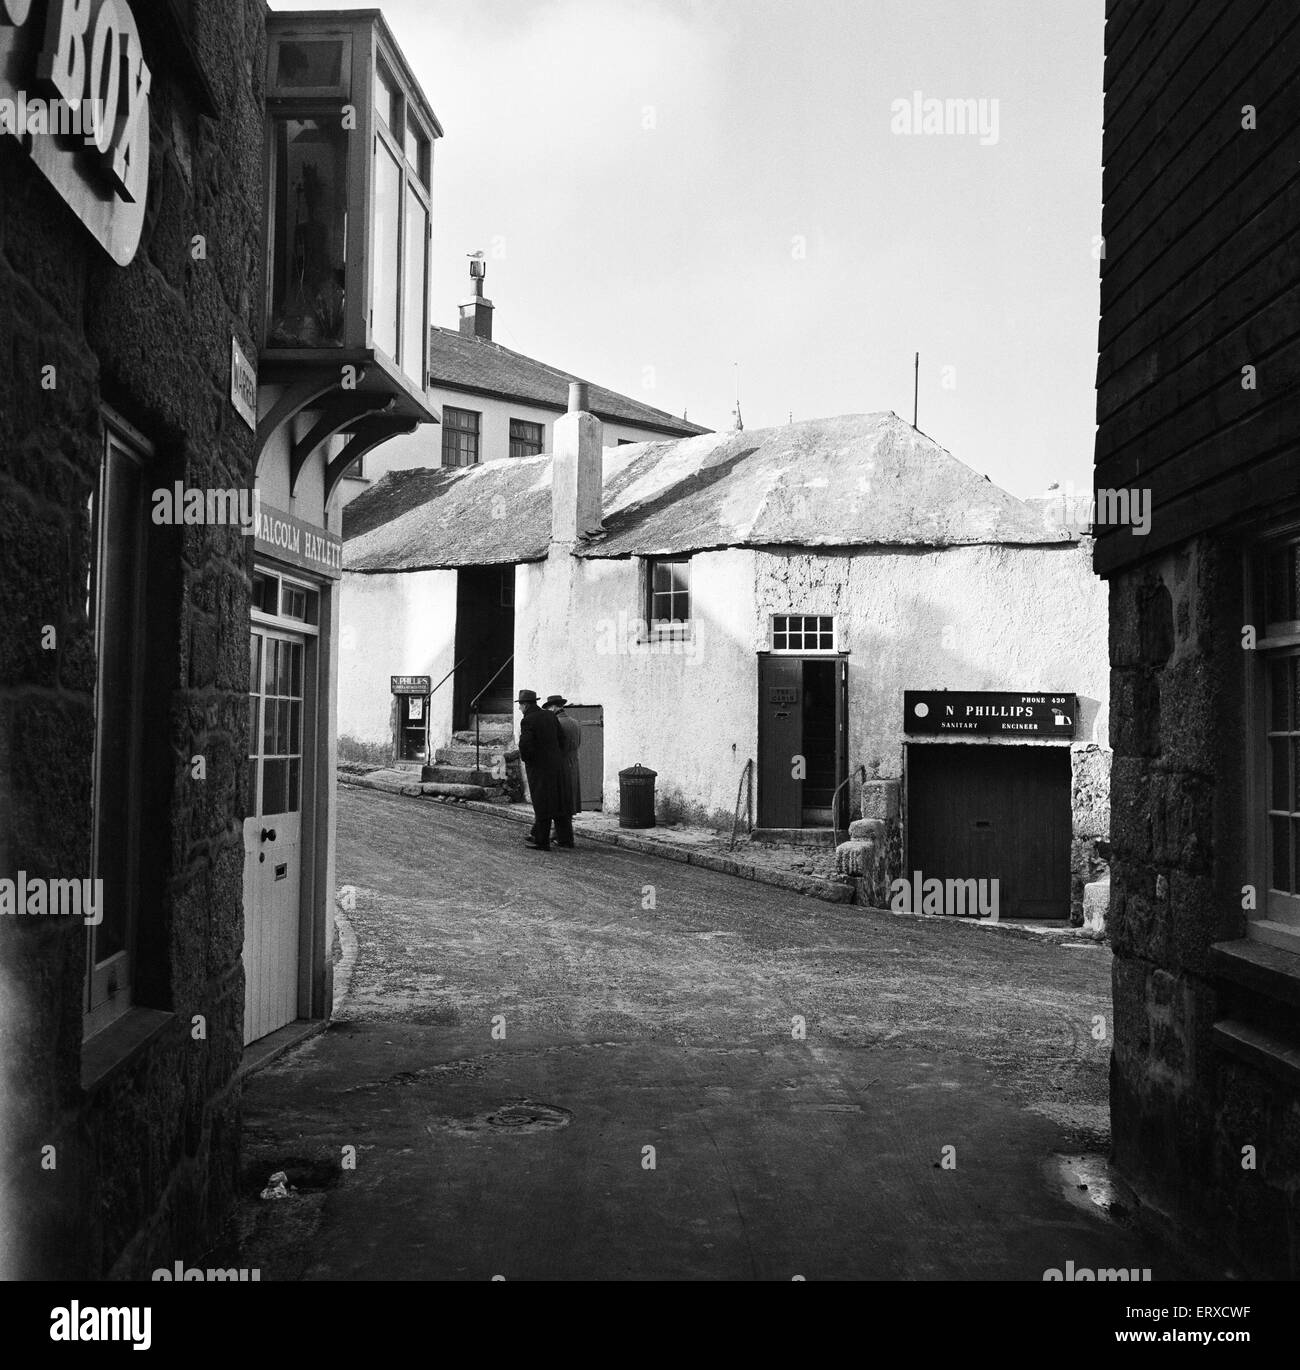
[
  {"xmin": 391, "ymin": 676, "xmax": 431, "ymax": 696},
  {"xmin": 0, "ymin": 0, "xmax": 153, "ymax": 266},
  {"xmin": 904, "ymin": 691, "xmax": 1077, "ymax": 737}
]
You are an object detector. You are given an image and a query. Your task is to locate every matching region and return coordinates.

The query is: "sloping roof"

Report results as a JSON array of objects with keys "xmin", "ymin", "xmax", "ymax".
[
  {"xmin": 344, "ymin": 412, "xmax": 1076, "ymax": 572},
  {"xmin": 428, "ymin": 326, "xmax": 711, "ymax": 438}
]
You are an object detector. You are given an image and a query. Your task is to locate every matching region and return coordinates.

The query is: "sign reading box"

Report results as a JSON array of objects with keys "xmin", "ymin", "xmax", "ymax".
[
  {"xmin": 0, "ymin": 0, "xmax": 153, "ymax": 266},
  {"xmin": 391, "ymin": 676, "xmax": 431, "ymax": 695},
  {"xmin": 905, "ymin": 691, "xmax": 1077, "ymax": 737}
]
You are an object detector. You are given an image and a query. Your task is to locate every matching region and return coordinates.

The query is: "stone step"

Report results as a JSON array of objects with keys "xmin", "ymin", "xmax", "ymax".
[
  {"xmin": 421, "ymin": 764, "xmax": 501, "ymax": 787},
  {"xmin": 419, "ymin": 782, "xmax": 503, "ymax": 801},
  {"xmin": 435, "ymin": 745, "xmax": 511, "ymax": 767},
  {"xmin": 472, "ymin": 712, "xmax": 514, "ymax": 727},
  {"xmin": 452, "ymin": 728, "xmax": 513, "ymax": 745}
]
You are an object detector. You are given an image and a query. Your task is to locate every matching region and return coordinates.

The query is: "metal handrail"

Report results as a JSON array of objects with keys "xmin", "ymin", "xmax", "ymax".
[
  {"xmin": 832, "ymin": 764, "xmax": 870, "ymax": 849},
  {"xmin": 470, "ymin": 653, "xmax": 515, "ymax": 770},
  {"xmin": 729, "ymin": 759, "xmax": 754, "ymax": 851}
]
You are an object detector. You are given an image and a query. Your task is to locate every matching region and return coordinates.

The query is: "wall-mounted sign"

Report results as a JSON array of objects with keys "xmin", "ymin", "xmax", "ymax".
[
  {"xmin": 0, "ymin": 0, "xmax": 153, "ymax": 266},
  {"xmin": 230, "ymin": 338, "xmax": 257, "ymax": 431},
  {"xmin": 769, "ymin": 687, "xmax": 798, "ymax": 704},
  {"xmin": 253, "ymin": 501, "xmax": 343, "ymax": 580},
  {"xmin": 391, "ymin": 676, "xmax": 431, "ymax": 695},
  {"xmin": 904, "ymin": 691, "xmax": 1077, "ymax": 737}
]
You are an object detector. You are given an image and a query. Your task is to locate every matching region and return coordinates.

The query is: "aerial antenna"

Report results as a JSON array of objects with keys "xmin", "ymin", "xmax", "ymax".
[
  {"xmin": 732, "ymin": 362, "xmax": 744, "ymax": 431},
  {"xmin": 912, "ymin": 352, "xmax": 919, "ymax": 429}
]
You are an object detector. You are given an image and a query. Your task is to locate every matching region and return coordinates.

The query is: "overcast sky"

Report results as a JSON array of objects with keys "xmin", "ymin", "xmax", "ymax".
[{"xmin": 273, "ymin": 0, "xmax": 1105, "ymax": 498}]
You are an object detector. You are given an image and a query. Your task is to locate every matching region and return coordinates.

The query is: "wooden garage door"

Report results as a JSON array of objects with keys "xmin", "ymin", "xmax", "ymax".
[{"xmin": 906, "ymin": 744, "xmax": 1071, "ymax": 920}]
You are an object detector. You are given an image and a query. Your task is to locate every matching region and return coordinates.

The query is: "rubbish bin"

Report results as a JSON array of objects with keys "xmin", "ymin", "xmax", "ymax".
[{"xmin": 618, "ymin": 763, "xmax": 657, "ymax": 829}]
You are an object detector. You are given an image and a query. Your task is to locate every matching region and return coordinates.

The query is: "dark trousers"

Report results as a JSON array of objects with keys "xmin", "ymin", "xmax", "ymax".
[
  {"xmin": 526, "ymin": 765, "xmax": 565, "ymax": 848},
  {"xmin": 548, "ymin": 811, "xmax": 575, "ymax": 847}
]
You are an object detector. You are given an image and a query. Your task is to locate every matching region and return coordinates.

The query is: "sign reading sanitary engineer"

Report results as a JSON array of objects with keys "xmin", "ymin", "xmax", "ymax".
[{"xmin": 904, "ymin": 691, "xmax": 1077, "ymax": 737}]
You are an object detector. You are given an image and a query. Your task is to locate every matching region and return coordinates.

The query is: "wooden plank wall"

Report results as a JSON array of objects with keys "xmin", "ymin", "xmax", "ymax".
[{"xmin": 1094, "ymin": 0, "xmax": 1300, "ymax": 575}]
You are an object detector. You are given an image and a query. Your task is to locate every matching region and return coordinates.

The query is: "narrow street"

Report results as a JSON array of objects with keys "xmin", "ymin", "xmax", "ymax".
[{"xmin": 233, "ymin": 786, "xmax": 1172, "ymax": 1281}]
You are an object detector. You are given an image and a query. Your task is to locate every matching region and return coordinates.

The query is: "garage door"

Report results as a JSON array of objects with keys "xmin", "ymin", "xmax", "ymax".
[{"xmin": 906, "ymin": 744, "xmax": 1071, "ymax": 920}]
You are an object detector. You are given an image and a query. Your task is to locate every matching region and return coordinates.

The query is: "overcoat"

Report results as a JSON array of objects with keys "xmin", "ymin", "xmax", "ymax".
[
  {"xmin": 519, "ymin": 703, "xmax": 565, "ymax": 820},
  {"xmin": 555, "ymin": 712, "xmax": 582, "ymax": 816}
]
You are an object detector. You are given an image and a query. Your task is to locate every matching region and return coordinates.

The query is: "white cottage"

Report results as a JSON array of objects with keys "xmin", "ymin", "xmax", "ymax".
[{"xmin": 340, "ymin": 396, "xmax": 1110, "ymax": 921}]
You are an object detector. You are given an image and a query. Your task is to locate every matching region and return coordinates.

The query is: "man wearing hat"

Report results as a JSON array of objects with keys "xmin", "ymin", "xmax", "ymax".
[
  {"xmin": 516, "ymin": 689, "xmax": 571, "ymax": 851},
  {"xmin": 544, "ymin": 695, "xmax": 581, "ymax": 848}
]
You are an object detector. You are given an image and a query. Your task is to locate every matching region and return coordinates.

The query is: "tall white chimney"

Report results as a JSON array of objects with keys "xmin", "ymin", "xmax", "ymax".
[{"xmin": 551, "ymin": 381, "xmax": 603, "ymax": 544}]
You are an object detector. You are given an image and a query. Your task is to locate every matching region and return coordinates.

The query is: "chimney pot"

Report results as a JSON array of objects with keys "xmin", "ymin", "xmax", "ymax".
[{"xmin": 568, "ymin": 381, "xmax": 589, "ymax": 413}]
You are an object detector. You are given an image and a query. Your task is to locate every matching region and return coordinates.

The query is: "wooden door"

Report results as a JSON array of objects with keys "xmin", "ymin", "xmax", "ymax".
[
  {"xmin": 758, "ymin": 656, "xmax": 803, "ymax": 827},
  {"xmin": 906, "ymin": 744, "xmax": 1071, "ymax": 919},
  {"xmin": 243, "ymin": 628, "xmax": 307, "ymax": 1044},
  {"xmin": 565, "ymin": 705, "xmax": 604, "ymax": 810}
]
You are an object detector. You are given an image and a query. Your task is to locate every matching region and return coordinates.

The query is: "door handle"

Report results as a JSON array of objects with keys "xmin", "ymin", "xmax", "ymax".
[{"xmin": 261, "ymin": 828, "xmax": 278, "ymax": 843}]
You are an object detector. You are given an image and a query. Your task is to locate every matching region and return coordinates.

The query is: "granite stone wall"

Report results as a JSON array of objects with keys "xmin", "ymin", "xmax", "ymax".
[{"xmin": 0, "ymin": 0, "xmax": 266, "ymax": 1280}]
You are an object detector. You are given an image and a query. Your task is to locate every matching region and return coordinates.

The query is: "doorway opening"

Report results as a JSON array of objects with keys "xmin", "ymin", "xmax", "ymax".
[
  {"xmin": 757, "ymin": 653, "xmax": 848, "ymax": 830},
  {"xmin": 452, "ymin": 565, "xmax": 515, "ymax": 730}
]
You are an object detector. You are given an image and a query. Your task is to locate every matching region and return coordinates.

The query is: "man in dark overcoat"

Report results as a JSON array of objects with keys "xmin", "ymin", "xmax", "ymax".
[
  {"xmin": 545, "ymin": 695, "xmax": 581, "ymax": 848},
  {"xmin": 517, "ymin": 688, "xmax": 571, "ymax": 851}
]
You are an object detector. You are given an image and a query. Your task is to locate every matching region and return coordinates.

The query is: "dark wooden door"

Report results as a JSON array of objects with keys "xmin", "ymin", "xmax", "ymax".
[
  {"xmin": 565, "ymin": 705, "xmax": 604, "ymax": 810},
  {"xmin": 758, "ymin": 656, "xmax": 803, "ymax": 827},
  {"xmin": 906, "ymin": 744, "xmax": 1071, "ymax": 919}
]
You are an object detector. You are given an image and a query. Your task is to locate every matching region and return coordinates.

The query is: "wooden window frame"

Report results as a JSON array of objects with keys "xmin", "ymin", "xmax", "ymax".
[
  {"xmin": 1247, "ymin": 533, "xmax": 1300, "ymax": 955},
  {"xmin": 441, "ymin": 406, "xmax": 481, "ymax": 467},
  {"xmin": 642, "ymin": 556, "xmax": 693, "ymax": 642},
  {"xmin": 770, "ymin": 613, "xmax": 837, "ymax": 654},
  {"xmin": 509, "ymin": 418, "xmax": 544, "ymax": 460},
  {"xmin": 84, "ymin": 415, "xmax": 152, "ymax": 1041}
]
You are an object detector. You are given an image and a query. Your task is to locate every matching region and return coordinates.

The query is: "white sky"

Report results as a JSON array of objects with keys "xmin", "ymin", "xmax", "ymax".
[{"xmin": 272, "ymin": 0, "xmax": 1105, "ymax": 498}]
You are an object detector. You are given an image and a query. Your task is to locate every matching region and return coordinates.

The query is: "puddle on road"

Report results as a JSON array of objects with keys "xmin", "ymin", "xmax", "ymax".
[{"xmin": 1048, "ymin": 1152, "xmax": 1136, "ymax": 1224}]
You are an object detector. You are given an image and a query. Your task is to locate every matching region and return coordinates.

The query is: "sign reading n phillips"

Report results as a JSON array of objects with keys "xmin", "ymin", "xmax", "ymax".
[
  {"xmin": 0, "ymin": 0, "xmax": 153, "ymax": 265},
  {"xmin": 905, "ymin": 691, "xmax": 1077, "ymax": 737}
]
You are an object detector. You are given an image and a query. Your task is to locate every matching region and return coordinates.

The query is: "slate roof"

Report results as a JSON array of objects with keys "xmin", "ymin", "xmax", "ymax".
[
  {"xmin": 428, "ymin": 326, "xmax": 711, "ymax": 438},
  {"xmin": 344, "ymin": 411, "xmax": 1077, "ymax": 572}
]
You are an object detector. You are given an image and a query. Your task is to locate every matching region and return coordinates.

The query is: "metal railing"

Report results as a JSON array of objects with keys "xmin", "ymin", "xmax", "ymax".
[
  {"xmin": 729, "ymin": 759, "xmax": 754, "ymax": 851},
  {"xmin": 470, "ymin": 654, "xmax": 515, "ymax": 771},
  {"xmin": 832, "ymin": 764, "xmax": 869, "ymax": 849}
]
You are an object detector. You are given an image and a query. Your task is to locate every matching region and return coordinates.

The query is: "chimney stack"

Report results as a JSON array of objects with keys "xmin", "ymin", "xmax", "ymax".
[
  {"xmin": 551, "ymin": 381, "xmax": 603, "ymax": 544},
  {"xmin": 459, "ymin": 252, "xmax": 494, "ymax": 340}
]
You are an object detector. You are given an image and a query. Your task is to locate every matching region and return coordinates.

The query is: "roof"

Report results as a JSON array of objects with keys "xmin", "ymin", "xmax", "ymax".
[
  {"xmin": 344, "ymin": 411, "xmax": 1077, "ymax": 572},
  {"xmin": 427, "ymin": 327, "xmax": 711, "ymax": 439}
]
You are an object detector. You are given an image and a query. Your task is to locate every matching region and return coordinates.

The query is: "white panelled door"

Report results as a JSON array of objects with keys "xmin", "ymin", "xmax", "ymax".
[{"xmin": 243, "ymin": 627, "xmax": 307, "ymax": 1045}]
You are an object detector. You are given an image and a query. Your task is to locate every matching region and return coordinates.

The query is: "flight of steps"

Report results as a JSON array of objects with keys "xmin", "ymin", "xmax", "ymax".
[{"xmin": 418, "ymin": 713, "xmax": 515, "ymax": 802}]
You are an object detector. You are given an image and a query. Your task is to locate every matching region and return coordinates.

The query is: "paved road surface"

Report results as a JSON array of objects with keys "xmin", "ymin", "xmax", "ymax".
[{"xmin": 234, "ymin": 786, "xmax": 1177, "ymax": 1280}]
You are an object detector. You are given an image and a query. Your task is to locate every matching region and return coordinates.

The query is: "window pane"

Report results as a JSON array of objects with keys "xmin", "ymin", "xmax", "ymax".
[
  {"xmin": 275, "ymin": 40, "xmax": 343, "ymax": 89},
  {"xmin": 263, "ymin": 759, "xmax": 289, "ymax": 816},
  {"xmin": 1270, "ymin": 660, "xmax": 1291, "ymax": 732},
  {"xmin": 1272, "ymin": 816, "xmax": 1293, "ymax": 891},
  {"xmin": 268, "ymin": 118, "xmax": 349, "ymax": 348},
  {"xmin": 288, "ymin": 758, "xmax": 301, "ymax": 812},
  {"xmin": 372, "ymin": 140, "xmax": 402, "ymax": 359},
  {"xmin": 1272, "ymin": 738, "xmax": 1291, "ymax": 811},
  {"xmin": 402, "ymin": 185, "xmax": 428, "ymax": 385},
  {"xmin": 376, "ymin": 64, "xmax": 398, "ymax": 131}
]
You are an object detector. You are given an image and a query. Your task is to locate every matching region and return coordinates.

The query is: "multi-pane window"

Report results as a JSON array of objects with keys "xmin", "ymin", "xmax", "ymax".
[
  {"xmin": 772, "ymin": 614, "xmax": 836, "ymax": 652},
  {"xmin": 372, "ymin": 59, "xmax": 432, "ymax": 385},
  {"xmin": 85, "ymin": 422, "xmax": 149, "ymax": 1037},
  {"xmin": 442, "ymin": 407, "xmax": 480, "ymax": 467},
  {"xmin": 647, "ymin": 557, "xmax": 691, "ymax": 634},
  {"xmin": 509, "ymin": 419, "xmax": 544, "ymax": 459},
  {"xmin": 1259, "ymin": 541, "xmax": 1300, "ymax": 932}
]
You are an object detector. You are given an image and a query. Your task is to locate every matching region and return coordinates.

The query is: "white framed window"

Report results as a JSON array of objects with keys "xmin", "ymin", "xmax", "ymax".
[
  {"xmin": 1249, "ymin": 536, "xmax": 1300, "ymax": 951},
  {"xmin": 643, "ymin": 556, "xmax": 691, "ymax": 640},
  {"xmin": 84, "ymin": 417, "xmax": 151, "ymax": 1039},
  {"xmin": 771, "ymin": 613, "xmax": 837, "ymax": 653}
]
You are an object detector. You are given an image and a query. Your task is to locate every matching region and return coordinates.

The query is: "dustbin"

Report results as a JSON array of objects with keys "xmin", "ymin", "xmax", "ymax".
[{"xmin": 618, "ymin": 763, "xmax": 657, "ymax": 829}]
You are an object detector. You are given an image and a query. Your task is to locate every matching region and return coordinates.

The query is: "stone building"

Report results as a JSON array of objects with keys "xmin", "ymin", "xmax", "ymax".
[
  {"xmin": 1097, "ymin": 0, "xmax": 1300, "ymax": 1278},
  {"xmin": 0, "ymin": 0, "xmax": 440, "ymax": 1280},
  {"xmin": 341, "ymin": 401, "xmax": 1111, "ymax": 923},
  {"xmin": 0, "ymin": 0, "xmax": 266, "ymax": 1279},
  {"xmin": 337, "ymin": 257, "xmax": 710, "ymax": 506}
]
